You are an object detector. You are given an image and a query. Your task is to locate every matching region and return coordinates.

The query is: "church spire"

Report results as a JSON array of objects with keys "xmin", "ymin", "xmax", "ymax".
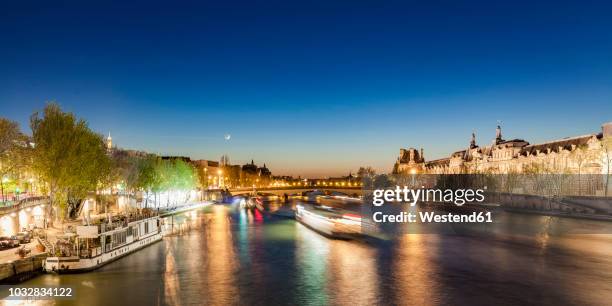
[
  {"xmin": 106, "ymin": 132, "xmax": 112, "ymax": 150},
  {"xmin": 495, "ymin": 124, "xmax": 503, "ymax": 144},
  {"xmin": 470, "ymin": 131, "xmax": 477, "ymax": 148}
]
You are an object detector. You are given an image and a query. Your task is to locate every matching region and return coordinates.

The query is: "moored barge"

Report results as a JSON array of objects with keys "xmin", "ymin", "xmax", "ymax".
[{"xmin": 44, "ymin": 213, "xmax": 162, "ymax": 273}]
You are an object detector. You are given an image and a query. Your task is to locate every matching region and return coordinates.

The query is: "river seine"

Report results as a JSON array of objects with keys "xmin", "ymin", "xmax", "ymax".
[{"xmin": 9, "ymin": 198, "xmax": 612, "ymax": 306}]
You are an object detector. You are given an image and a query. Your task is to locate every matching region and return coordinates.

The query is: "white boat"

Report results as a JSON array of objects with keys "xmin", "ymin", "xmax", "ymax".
[
  {"xmin": 44, "ymin": 214, "xmax": 162, "ymax": 273},
  {"xmin": 159, "ymin": 201, "xmax": 212, "ymax": 217},
  {"xmin": 295, "ymin": 204, "xmax": 362, "ymax": 239}
]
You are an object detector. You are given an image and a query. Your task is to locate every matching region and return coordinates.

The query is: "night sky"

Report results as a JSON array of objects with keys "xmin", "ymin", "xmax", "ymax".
[{"xmin": 1, "ymin": 1, "xmax": 612, "ymax": 177}]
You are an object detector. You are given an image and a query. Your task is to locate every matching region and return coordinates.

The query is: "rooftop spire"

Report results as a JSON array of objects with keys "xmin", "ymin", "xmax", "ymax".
[
  {"xmin": 470, "ymin": 131, "xmax": 477, "ymax": 148},
  {"xmin": 495, "ymin": 121, "xmax": 503, "ymax": 144},
  {"xmin": 106, "ymin": 131, "xmax": 112, "ymax": 150}
]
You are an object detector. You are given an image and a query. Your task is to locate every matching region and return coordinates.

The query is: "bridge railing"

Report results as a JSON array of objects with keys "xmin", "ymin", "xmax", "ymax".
[
  {"xmin": 0, "ymin": 196, "xmax": 49, "ymax": 215},
  {"xmin": 221, "ymin": 186, "xmax": 362, "ymax": 192}
]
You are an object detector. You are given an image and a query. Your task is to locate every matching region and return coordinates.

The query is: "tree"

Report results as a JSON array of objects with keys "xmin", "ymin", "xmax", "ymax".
[
  {"xmin": 603, "ymin": 137, "xmax": 612, "ymax": 197},
  {"xmin": 152, "ymin": 158, "xmax": 198, "ymax": 206},
  {"xmin": 571, "ymin": 145, "xmax": 587, "ymax": 195},
  {"xmin": 357, "ymin": 166, "xmax": 376, "ymax": 178},
  {"xmin": 357, "ymin": 166, "xmax": 376, "ymax": 189},
  {"xmin": 0, "ymin": 118, "xmax": 30, "ymax": 202},
  {"xmin": 135, "ymin": 155, "xmax": 157, "ymax": 208},
  {"xmin": 30, "ymin": 103, "xmax": 111, "ymax": 220},
  {"xmin": 108, "ymin": 149, "xmax": 142, "ymax": 194}
]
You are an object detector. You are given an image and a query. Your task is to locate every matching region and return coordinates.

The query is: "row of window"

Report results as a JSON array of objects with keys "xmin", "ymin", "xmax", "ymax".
[
  {"xmin": 111, "ymin": 231, "xmax": 127, "ymax": 248},
  {"xmin": 103, "ymin": 220, "xmax": 159, "ymax": 252}
]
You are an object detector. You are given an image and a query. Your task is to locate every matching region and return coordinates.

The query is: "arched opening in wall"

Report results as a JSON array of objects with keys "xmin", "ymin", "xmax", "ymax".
[
  {"xmin": 0, "ymin": 216, "xmax": 15, "ymax": 236},
  {"xmin": 18, "ymin": 210, "xmax": 28, "ymax": 231},
  {"xmin": 32, "ymin": 205, "xmax": 44, "ymax": 228}
]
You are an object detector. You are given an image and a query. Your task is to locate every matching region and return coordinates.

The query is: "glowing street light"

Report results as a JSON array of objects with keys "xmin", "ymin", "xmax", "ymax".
[{"xmin": 1, "ymin": 176, "xmax": 9, "ymax": 203}]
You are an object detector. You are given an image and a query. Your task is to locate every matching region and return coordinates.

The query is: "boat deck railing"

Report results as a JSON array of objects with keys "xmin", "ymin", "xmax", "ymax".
[{"xmin": 94, "ymin": 212, "xmax": 158, "ymax": 234}]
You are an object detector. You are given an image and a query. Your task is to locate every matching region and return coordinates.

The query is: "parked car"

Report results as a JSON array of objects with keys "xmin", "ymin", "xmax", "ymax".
[
  {"xmin": 0, "ymin": 236, "xmax": 20, "ymax": 249},
  {"xmin": 0, "ymin": 238, "xmax": 8, "ymax": 250},
  {"xmin": 15, "ymin": 232, "xmax": 31, "ymax": 244},
  {"xmin": 9, "ymin": 236, "xmax": 23, "ymax": 246}
]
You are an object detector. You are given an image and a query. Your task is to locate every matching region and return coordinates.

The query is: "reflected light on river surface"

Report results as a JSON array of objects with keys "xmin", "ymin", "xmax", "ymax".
[
  {"xmin": 295, "ymin": 222, "xmax": 330, "ymax": 305},
  {"xmin": 203, "ymin": 205, "xmax": 238, "ymax": 305},
  {"xmin": 163, "ymin": 242, "xmax": 180, "ymax": 306},
  {"xmin": 326, "ymin": 238, "xmax": 379, "ymax": 305},
  {"xmin": 7, "ymin": 199, "xmax": 612, "ymax": 306},
  {"xmin": 393, "ymin": 234, "xmax": 440, "ymax": 305}
]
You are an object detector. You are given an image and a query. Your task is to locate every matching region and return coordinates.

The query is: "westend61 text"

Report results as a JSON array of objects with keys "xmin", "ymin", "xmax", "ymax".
[
  {"xmin": 372, "ymin": 211, "xmax": 493, "ymax": 223},
  {"xmin": 372, "ymin": 186, "xmax": 485, "ymax": 206}
]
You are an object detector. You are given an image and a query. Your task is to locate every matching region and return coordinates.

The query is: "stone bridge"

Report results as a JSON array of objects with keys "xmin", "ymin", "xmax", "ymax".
[{"xmin": 223, "ymin": 187, "xmax": 363, "ymax": 197}]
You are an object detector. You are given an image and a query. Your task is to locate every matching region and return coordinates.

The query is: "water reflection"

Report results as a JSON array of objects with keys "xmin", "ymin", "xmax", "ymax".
[
  {"xmin": 163, "ymin": 241, "xmax": 180, "ymax": 306},
  {"xmin": 200, "ymin": 205, "xmax": 238, "ymax": 305},
  {"xmin": 392, "ymin": 235, "xmax": 440, "ymax": 305},
  {"xmin": 295, "ymin": 222, "xmax": 329, "ymax": 305},
  {"xmin": 326, "ymin": 238, "xmax": 379, "ymax": 305},
  {"xmin": 9, "ymin": 199, "xmax": 612, "ymax": 306}
]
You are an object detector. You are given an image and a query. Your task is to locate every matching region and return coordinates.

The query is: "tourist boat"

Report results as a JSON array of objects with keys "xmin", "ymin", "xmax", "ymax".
[
  {"xmin": 295, "ymin": 204, "xmax": 362, "ymax": 239},
  {"xmin": 159, "ymin": 201, "xmax": 212, "ymax": 217},
  {"xmin": 241, "ymin": 196, "xmax": 264, "ymax": 211},
  {"xmin": 44, "ymin": 214, "xmax": 163, "ymax": 273},
  {"xmin": 252, "ymin": 197, "xmax": 265, "ymax": 212}
]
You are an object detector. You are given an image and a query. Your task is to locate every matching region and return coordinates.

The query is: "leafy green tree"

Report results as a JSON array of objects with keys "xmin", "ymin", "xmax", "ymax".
[
  {"xmin": 153, "ymin": 158, "xmax": 199, "ymax": 206},
  {"xmin": 173, "ymin": 159, "xmax": 198, "ymax": 191},
  {"xmin": 108, "ymin": 149, "xmax": 142, "ymax": 193},
  {"xmin": 0, "ymin": 118, "xmax": 31, "ymax": 202},
  {"xmin": 135, "ymin": 155, "xmax": 157, "ymax": 208},
  {"xmin": 30, "ymin": 103, "xmax": 111, "ymax": 220}
]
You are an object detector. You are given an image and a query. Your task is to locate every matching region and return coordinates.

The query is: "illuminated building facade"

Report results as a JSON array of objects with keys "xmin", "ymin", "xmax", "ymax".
[{"xmin": 394, "ymin": 122, "xmax": 612, "ymax": 175}]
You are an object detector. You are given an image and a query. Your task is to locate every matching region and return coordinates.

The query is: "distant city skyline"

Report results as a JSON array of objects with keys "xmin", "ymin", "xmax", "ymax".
[{"xmin": 2, "ymin": 1, "xmax": 612, "ymax": 177}]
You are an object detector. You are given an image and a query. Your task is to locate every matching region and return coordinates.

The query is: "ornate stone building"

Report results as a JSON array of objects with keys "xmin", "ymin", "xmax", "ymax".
[{"xmin": 394, "ymin": 122, "xmax": 612, "ymax": 175}]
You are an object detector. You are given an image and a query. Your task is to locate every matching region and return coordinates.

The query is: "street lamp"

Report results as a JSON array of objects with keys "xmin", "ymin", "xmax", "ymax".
[
  {"xmin": 28, "ymin": 178, "xmax": 35, "ymax": 195},
  {"xmin": 1, "ymin": 176, "xmax": 9, "ymax": 203}
]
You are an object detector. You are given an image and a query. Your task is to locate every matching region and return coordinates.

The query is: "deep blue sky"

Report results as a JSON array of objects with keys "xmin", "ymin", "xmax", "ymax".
[{"xmin": 1, "ymin": 1, "xmax": 611, "ymax": 177}]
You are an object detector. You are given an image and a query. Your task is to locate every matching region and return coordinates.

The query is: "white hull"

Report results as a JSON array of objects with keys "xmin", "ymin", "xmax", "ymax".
[
  {"xmin": 44, "ymin": 233, "xmax": 162, "ymax": 273},
  {"xmin": 296, "ymin": 209, "xmax": 335, "ymax": 236},
  {"xmin": 44, "ymin": 216, "xmax": 163, "ymax": 273},
  {"xmin": 295, "ymin": 205, "xmax": 362, "ymax": 239}
]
